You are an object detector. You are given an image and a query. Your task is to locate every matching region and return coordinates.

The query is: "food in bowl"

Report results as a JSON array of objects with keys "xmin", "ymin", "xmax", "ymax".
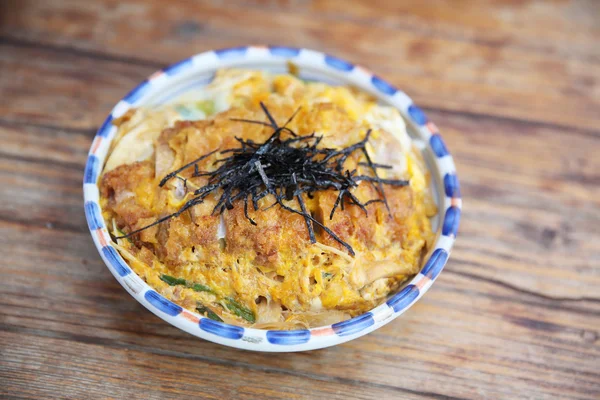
[{"xmin": 99, "ymin": 68, "xmax": 436, "ymax": 329}]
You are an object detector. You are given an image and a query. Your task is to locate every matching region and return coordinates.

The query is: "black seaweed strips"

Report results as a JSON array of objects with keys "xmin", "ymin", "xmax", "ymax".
[{"xmin": 116, "ymin": 103, "xmax": 409, "ymax": 256}]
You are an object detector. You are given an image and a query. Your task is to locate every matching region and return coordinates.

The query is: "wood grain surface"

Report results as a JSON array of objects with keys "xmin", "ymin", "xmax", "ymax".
[{"xmin": 0, "ymin": 1, "xmax": 598, "ymax": 399}]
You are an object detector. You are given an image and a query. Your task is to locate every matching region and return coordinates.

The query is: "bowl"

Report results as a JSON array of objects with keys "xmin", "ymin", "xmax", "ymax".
[{"xmin": 83, "ymin": 46, "xmax": 461, "ymax": 352}]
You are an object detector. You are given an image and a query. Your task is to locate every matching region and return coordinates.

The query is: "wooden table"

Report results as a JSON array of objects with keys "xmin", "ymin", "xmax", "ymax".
[{"xmin": 1, "ymin": 1, "xmax": 598, "ymax": 398}]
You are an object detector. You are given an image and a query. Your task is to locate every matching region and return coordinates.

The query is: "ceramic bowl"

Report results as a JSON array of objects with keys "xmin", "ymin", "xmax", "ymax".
[{"xmin": 83, "ymin": 46, "xmax": 461, "ymax": 352}]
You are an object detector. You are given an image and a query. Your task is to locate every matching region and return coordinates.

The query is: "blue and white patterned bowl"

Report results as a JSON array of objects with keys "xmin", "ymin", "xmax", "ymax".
[{"xmin": 83, "ymin": 46, "xmax": 461, "ymax": 352}]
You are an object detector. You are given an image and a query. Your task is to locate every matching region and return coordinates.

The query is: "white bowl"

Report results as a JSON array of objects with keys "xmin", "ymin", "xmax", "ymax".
[{"xmin": 83, "ymin": 46, "xmax": 461, "ymax": 352}]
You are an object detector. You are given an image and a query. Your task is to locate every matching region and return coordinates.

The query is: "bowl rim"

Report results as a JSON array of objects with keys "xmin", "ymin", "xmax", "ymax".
[{"xmin": 83, "ymin": 45, "xmax": 461, "ymax": 352}]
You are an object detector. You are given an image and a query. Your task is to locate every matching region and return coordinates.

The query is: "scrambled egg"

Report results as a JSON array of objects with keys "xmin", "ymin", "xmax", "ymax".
[{"xmin": 99, "ymin": 69, "xmax": 436, "ymax": 329}]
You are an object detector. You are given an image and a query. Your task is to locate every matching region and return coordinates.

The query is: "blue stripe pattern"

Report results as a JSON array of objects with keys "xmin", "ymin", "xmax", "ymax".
[
  {"xmin": 123, "ymin": 79, "xmax": 150, "ymax": 104},
  {"xmin": 442, "ymin": 206, "xmax": 460, "ymax": 237},
  {"xmin": 145, "ymin": 291, "xmax": 182, "ymax": 316},
  {"xmin": 269, "ymin": 46, "xmax": 301, "ymax": 57},
  {"xmin": 164, "ymin": 57, "xmax": 193, "ymax": 76},
  {"xmin": 421, "ymin": 249, "xmax": 449, "ymax": 279},
  {"xmin": 371, "ymin": 75, "xmax": 397, "ymax": 95},
  {"xmin": 387, "ymin": 285, "xmax": 419, "ymax": 312},
  {"xmin": 124, "ymin": 80, "xmax": 150, "ymax": 104},
  {"xmin": 84, "ymin": 156, "xmax": 99, "ymax": 184},
  {"xmin": 443, "ymin": 174, "xmax": 461, "ymax": 198},
  {"xmin": 215, "ymin": 47, "xmax": 248, "ymax": 59},
  {"xmin": 98, "ymin": 115, "xmax": 114, "ymax": 138},
  {"xmin": 102, "ymin": 246, "xmax": 131, "ymax": 277},
  {"xmin": 408, "ymin": 104, "xmax": 428, "ymax": 125},
  {"xmin": 430, "ymin": 134, "xmax": 449, "ymax": 157},
  {"xmin": 199, "ymin": 319, "xmax": 244, "ymax": 340},
  {"xmin": 84, "ymin": 201, "xmax": 104, "ymax": 230},
  {"xmin": 324, "ymin": 55, "xmax": 354, "ymax": 71},
  {"xmin": 332, "ymin": 313, "xmax": 374, "ymax": 336},
  {"xmin": 266, "ymin": 329, "xmax": 311, "ymax": 345}
]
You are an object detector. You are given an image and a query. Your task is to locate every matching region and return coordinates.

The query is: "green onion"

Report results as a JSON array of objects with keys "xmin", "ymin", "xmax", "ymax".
[
  {"xmin": 160, "ymin": 274, "xmax": 215, "ymax": 294},
  {"xmin": 322, "ymin": 272, "xmax": 333, "ymax": 279},
  {"xmin": 160, "ymin": 274, "xmax": 187, "ymax": 286},
  {"xmin": 196, "ymin": 304, "xmax": 223, "ymax": 322},
  {"xmin": 188, "ymin": 283, "xmax": 213, "ymax": 293},
  {"xmin": 225, "ymin": 298, "xmax": 255, "ymax": 323}
]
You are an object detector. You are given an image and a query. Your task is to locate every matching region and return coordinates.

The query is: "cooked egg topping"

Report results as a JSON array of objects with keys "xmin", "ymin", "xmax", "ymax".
[{"xmin": 99, "ymin": 69, "xmax": 436, "ymax": 329}]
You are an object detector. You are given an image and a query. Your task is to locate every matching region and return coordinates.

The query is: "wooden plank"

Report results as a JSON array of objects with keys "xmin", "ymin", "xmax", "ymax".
[
  {"xmin": 201, "ymin": 0, "xmax": 600, "ymax": 64},
  {"xmin": 0, "ymin": 330, "xmax": 416, "ymax": 400},
  {"xmin": 0, "ymin": 122, "xmax": 90, "ymax": 232},
  {"xmin": 0, "ymin": 44, "xmax": 156, "ymax": 131},
  {"xmin": 311, "ymin": 0, "xmax": 600, "ymax": 62},
  {"xmin": 437, "ymin": 110, "xmax": 600, "ymax": 300},
  {"xmin": 1, "ymin": 0, "xmax": 599, "ymax": 132}
]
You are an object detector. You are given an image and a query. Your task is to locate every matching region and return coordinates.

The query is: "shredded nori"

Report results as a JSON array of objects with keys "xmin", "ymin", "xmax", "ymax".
[{"xmin": 116, "ymin": 102, "xmax": 409, "ymax": 256}]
